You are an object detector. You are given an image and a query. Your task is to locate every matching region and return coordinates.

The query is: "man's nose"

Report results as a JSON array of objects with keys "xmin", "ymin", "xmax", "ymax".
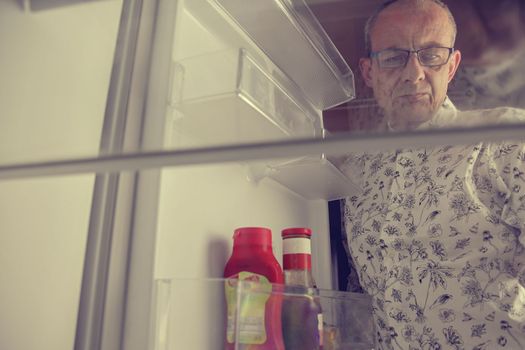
[{"xmin": 401, "ymin": 53, "xmax": 425, "ymax": 82}]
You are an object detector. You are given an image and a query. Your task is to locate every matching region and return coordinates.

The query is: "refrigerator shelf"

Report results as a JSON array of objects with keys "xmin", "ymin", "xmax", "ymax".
[
  {"xmin": 167, "ymin": 48, "xmax": 319, "ymax": 147},
  {"xmin": 151, "ymin": 278, "xmax": 376, "ymax": 350},
  {"xmin": 252, "ymin": 154, "xmax": 361, "ymax": 201},
  {"xmin": 210, "ymin": 0, "xmax": 356, "ymax": 110},
  {"xmin": 172, "ymin": 0, "xmax": 355, "ymax": 114}
]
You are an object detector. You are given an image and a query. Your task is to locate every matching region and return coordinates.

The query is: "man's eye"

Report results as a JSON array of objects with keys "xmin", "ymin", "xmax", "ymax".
[
  {"xmin": 420, "ymin": 53, "xmax": 441, "ymax": 63},
  {"xmin": 420, "ymin": 48, "xmax": 448, "ymax": 64},
  {"xmin": 381, "ymin": 54, "xmax": 406, "ymax": 65}
]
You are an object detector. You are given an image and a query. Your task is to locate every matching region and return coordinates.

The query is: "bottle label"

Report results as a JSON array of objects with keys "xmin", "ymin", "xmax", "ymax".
[
  {"xmin": 283, "ymin": 237, "xmax": 311, "ymax": 254},
  {"xmin": 225, "ymin": 271, "xmax": 271, "ymax": 344}
]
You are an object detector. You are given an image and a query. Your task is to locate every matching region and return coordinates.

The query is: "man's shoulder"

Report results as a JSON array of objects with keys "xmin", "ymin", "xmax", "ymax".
[{"xmin": 433, "ymin": 98, "xmax": 525, "ymax": 128}]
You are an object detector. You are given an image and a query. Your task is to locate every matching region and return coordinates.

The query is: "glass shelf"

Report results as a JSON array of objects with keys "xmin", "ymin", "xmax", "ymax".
[
  {"xmin": 247, "ymin": 154, "xmax": 360, "ymax": 200},
  {"xmin": 151, "ymin": 278, "xmax": 376, "ymax": 350},
  {"xmin": 2, "ymin": 124, "xmax": 525, "ymax": 180}
]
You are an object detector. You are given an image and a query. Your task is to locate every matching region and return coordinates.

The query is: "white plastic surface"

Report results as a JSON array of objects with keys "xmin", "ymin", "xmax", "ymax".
[
  {"xmin": 0, "ymin": 2, "xmax": 121, "ymax": 350},
  {"xmin": 211, "ymin": 0, "xmax": 355, "ymax": 109},
  {"xmin": 168, "ymin": 49, "xmax": 318, "ymax": 146},
  {"xmin": 261, "ymin": 155, "xmax": 360, "ymax": 200}
]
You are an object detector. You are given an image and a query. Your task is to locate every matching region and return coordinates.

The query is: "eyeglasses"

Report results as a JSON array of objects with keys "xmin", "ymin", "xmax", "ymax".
[{"xmin": 370, "ymin": 47, "xmax": 454, "ymax": 69}]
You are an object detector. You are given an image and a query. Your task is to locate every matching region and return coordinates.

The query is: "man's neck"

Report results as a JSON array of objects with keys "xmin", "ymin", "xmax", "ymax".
[
  {"xmin": 386, "ymin": 117, "xmax": 433, "ymax": 131},
  {"xmin": 385, "ymin": 98, "xmax": 457, "ymax": 131}
]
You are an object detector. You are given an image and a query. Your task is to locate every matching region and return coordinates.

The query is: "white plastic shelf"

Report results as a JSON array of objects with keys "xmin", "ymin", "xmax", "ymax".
[
  {"xmin": 167, "ymin": 48, "xmax": 319, "ymax": 146},
  {"xmin": 211, "ymin": 0, "xmax": 355, "ymax": 110},
  {"xmin": 248, "ymin": 154, "xmax": 360, "ymax": 201}
]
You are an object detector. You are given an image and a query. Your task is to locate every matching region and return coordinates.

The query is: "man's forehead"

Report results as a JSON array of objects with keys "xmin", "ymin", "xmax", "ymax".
[{"xmin": 371, "ymin": 3, "xmax": 454, "ymax": 49}]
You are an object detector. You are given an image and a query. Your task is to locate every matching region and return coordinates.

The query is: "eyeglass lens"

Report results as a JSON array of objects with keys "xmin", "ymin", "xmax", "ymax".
[{"xmin": 376, "ymin": 48, "xmax": 451, "ymax": 68}]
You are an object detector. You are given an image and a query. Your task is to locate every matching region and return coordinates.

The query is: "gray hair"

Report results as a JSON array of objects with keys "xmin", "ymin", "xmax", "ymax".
[{"xmin": 364, "ymin": 0, "xmax": 457, "ymax": 55}]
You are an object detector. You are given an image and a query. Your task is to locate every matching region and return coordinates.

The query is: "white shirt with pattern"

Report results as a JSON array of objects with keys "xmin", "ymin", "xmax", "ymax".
[{"xmin": 341, "ymin": 99, "xmax": 525, "ymax": 350}]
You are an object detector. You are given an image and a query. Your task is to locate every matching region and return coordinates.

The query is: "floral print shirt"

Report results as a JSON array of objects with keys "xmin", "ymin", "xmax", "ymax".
[{"xmin": 341, "ymin": 99, "xmax": 525, "ymax": 349}]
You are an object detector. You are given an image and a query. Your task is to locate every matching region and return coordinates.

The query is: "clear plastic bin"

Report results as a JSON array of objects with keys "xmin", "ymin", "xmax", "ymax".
[
  {"xmin": 167, "ymin": 49, "xmax": 319, "ymax": 146},
  {"xmin": 210, "ymin": 0, "xmax": 356, "ymax": 109},
  {"xmin": 150, "ymin": 278, "xmax": 376, "ymax": 350}
]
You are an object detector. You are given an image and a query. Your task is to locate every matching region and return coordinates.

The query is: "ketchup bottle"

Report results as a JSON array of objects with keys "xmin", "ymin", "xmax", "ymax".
[{"xmin": 224, "ymin": 227, "xmax": 285, "ymax": 350}]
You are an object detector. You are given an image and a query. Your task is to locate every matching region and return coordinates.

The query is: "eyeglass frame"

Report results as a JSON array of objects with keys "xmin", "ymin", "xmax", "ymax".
[{"xmin": 369, "ymin": 47, "xmax": 455, "ymax": 69}]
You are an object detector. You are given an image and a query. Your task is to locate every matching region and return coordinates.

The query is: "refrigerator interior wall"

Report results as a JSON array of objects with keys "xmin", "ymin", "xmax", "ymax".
[{"xmin": 0, "ymin": 2, "xmax": 122, "ymax": 350}]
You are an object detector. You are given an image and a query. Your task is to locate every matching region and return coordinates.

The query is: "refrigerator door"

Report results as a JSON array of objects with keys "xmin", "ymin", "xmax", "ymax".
[{"xmin": 0, "ymin": 2, "xmax": 124, "ymax": 350}]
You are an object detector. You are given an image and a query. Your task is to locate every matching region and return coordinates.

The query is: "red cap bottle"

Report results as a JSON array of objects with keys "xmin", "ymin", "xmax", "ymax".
[
  {"xmin": 282, "ymin": 227, "xmax": 314, "ymax": 282},
  {"xmin": 281, "ymin": 227, "xmax": 323, "ymax": 350},
  {"xmin": 224, "ymin": 227, "xmax": 284, "ymax": 350}
]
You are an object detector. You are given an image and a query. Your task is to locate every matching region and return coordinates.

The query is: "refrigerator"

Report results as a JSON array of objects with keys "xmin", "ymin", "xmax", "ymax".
[{"xmin": 2, "ymin": 1, "xmax": 524, "ymax": 350}]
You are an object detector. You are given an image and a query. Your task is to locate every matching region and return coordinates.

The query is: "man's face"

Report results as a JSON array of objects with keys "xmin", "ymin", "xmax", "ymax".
[{"xmin": 360, "ymin": 2, "xmax": 462, "ymax": 130}]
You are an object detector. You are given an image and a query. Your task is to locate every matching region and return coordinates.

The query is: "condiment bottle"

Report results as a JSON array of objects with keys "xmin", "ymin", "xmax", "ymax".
[
  {"xmin": 281, "ymin": 227, "xmax": 323, "ymax": 349},
  {"xmin": 224, "ymin": 227, "xmax": 285, "ymax": 350}
]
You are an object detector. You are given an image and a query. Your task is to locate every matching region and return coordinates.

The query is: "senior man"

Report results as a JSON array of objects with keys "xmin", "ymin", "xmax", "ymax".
[{"xmin": 341, "ymin": 0, "xmax": 525, "ymax": 349}]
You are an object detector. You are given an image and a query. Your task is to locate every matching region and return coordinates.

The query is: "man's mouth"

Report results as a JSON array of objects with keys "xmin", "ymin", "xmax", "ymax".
[{"xmin": 398, "ymin": 93, "xmax": 428, "ymax": 102}]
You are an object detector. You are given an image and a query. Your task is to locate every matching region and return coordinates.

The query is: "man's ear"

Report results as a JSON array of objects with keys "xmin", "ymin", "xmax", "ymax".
[
  {"xmin": 359, "ymin": 57, "xmax": 374, "ymax": 88},
  {"xmin": 447, "ymin": 49, "xmax": 462, "ymax": 82}
]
